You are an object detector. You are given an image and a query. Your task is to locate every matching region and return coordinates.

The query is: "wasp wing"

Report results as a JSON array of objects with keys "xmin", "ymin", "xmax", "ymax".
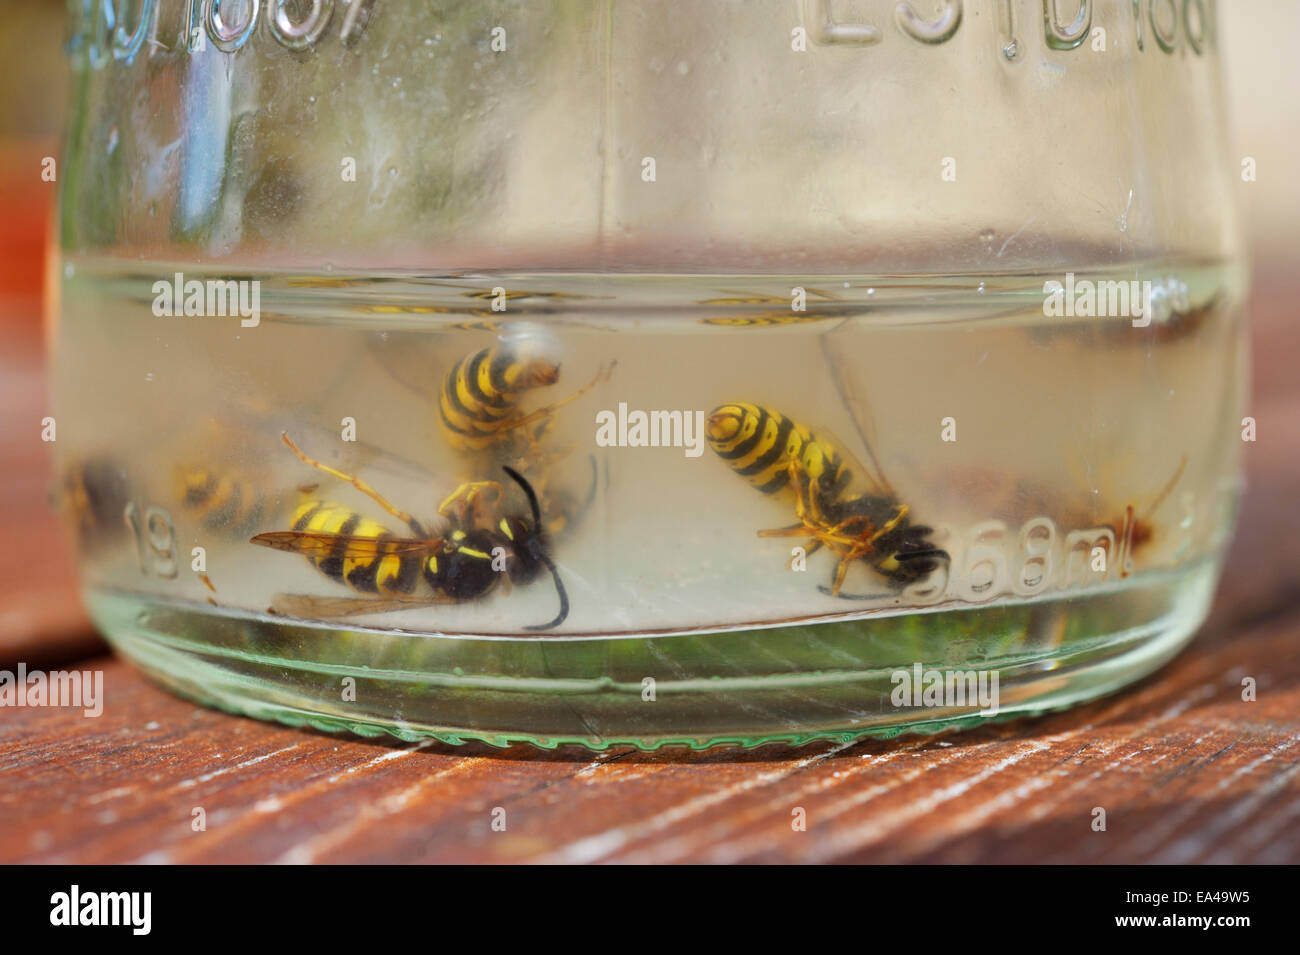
[
  {"xmin": 249, "ymin": 530, "xmax": 446, "ymax": 561},
  {"xmin": 789, "ymin": 412, "xmax": 895, "ymax": 501},
  {"xmin": 268, "ymin": 592, "xmax": 462, "ymax": 620},
  {"xmin": 819, "ymin": 331, "xmax": 896, "ymax": 497}
]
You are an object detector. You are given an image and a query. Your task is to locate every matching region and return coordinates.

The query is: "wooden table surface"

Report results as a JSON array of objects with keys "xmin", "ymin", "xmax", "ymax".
[{"xmin": 2, "ymin": 263, "xmax": 1297, "ymax": 865}]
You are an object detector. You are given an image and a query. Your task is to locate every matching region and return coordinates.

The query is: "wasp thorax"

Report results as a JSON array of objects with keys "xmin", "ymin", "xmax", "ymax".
[
  {"xmin": 428, "ymin": 528, "xmax": 501, "ymax": 600},
  {"xmin": 514, "ymin": 356, "xmax": 560, "ymax": 390},
  {"xmin": 496, "ymin": 341, "xmax": 560, "ymax": 392}
]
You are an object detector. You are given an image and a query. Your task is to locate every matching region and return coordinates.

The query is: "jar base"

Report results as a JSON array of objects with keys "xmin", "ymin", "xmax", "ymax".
[{"xmin": 89, "ymin": 560, "xmax": 1219, "ymax": 751}]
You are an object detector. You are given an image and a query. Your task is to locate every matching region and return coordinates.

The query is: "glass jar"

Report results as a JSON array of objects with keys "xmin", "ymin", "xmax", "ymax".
[{"xmin": 53, "ymin": 0, "xmax": 1246, "ymax": 749}]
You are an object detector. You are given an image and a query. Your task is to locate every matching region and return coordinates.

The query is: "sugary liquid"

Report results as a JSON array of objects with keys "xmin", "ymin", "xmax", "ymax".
[{"xmin": 51, "ymin": 257, "xmax": 1246, "ymax": 747}]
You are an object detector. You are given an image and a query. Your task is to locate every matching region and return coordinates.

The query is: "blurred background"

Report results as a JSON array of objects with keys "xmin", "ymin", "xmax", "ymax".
[{"xmin": 1, "ymin": 0, "xmax": 1297, "ymax": 664}]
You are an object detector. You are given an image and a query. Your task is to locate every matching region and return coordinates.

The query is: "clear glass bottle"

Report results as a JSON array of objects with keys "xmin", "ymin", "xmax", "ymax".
[{"xmin": 53, "ymin": 0, "xmax": 1246, "ymax": 748}]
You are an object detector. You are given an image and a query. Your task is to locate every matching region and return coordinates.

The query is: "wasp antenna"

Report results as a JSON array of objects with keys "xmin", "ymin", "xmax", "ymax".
[
  {"xmin": 524, "ymin": 552, "xmax": 569, "ymax": 631},
  {"xmin": 502, "ymin": 465, "xmax": 541, "ymax": 527},
  {"xmin": 502, "ymin": 465, "xmax": 568, "ymax": 630},
  {"xmin": 898, "ymin": 547, "xmax": 950, "ymax": 564},
  {"xmin": 1144, "ymin": 454, "xmax": 1189, "ymax": 517}
]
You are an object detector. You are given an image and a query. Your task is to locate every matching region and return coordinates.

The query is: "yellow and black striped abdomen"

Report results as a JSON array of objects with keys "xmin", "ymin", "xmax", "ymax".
[
  {"xmin": 177, "ymin": 466, "xmax": 265, "ymax": 533},
  {"xmin": 439, "ymin": 344, "xmax": 559, "ymax": 453},
  {"xmin": 289, "ymin": 500, "xmax": 423, "ymax": 596},
  {"xmin": 705, "ymin": 402, "xmax": 852, "ymax": 499}
]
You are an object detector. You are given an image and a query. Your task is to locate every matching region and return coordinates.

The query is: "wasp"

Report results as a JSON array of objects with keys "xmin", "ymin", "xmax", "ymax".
[
  {"xmin": 698, "ymin": 288, "xmax": 843, "ymax": 327},
  {"xmin": 174, "ymin": 463, "xmax": 279, "ymax": 536},
  {"xmin": 52, "ymin": 457, "xmax": 130, "ymax": 552},
  {"xmin": 438, "ymin": 340, "xmax": 609, "ymax": 459},
  {"xmin": 696, "ymin": 288, "xmax": 843, "ymax": 307},
  {"xmin": 173, "ymin": 416, "xmax": 436, "ymax": 539},
  {"xmin": 461, "ymin": 289, "xmax": 565, "ymax": 304},
  {"xmin": 437, "ymin": 341, "xmax": 613, "ymax": 523},
  {"xmin": 168, "ymin": 415, "xmax": 296, "ymax": 537},
  {"xmin": 701, "ymin": 310, "xmax": 839, "ymax": 328},
  {"xmin": 250, "ymin": 434, "xmax": 568, "ymax": 631},
  {"xmin": 706, "ymin": 402, "xmax": 948, "ymax": 598}
]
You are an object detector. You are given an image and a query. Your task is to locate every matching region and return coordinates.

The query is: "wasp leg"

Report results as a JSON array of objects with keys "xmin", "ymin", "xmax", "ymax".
[
  {"xmin": 790, "ymin": 459, "xmax": 853, "ymax": 541},
  {"xmin": 787, "ymin": 457, "xmax": 814, "ymax": 522},
  {"xmin": 793, "ymin": 539, "xmax": 826, "ymax": 569},
  {"xmin": 867, "ymin": 503, "xmax": 909, "ymax": 543},
  {"xmin": 761, "ymin": 460, "xmax": 854, "ymax": 551},
  {"xmin": 280, "ymin": 432, "xmax": 423, "ymax": 534},
  {"xmin": 794, "ymin": 457, "xmax": 886, "ymax": 596},
  {"xmin": 775, "ymin": 459, "xmax": 825, "ymax": 535},
  {"xmin": 809, "ymin": 508, "xmax": 905, "ymax": 598},
  {"xmin": 822, "ymin": 528, "xmax": 877, "ymax": 596},
  {"xmin": 757, "ymin": 523, "xmax": 817, "ymax": 538},
  {"xmin": 507, "ymin": 438, "xmax": 576, "ymax": 503},
  {"xmin": 438, "ymin": 480, "xmax": 504, "ymax": 526},
  {"xmin": 829, "ymin": 552, "xmax": 856, "ymax": 596},
  {"xmin": 760, "ymin": 519, "xmax": 871, "ymax": 552},
  {"xmin": 820, "ymin": 511, "xmax": 902, "ymax": 596},
  {"xmin": 754, "ymin": 524, "xmax": 825, "ymax": 568},
  {"xmin": 823, "ymin": 547, "xmax": 951, "ymax": 600},
  {"xmin": 490, "ymin": 361, "xmax": 616, "ymax": 438},
  {"xmin": 758, "ymin": 456, "xmax": 829, "ymax": 538},
  {"xmin": 758, "ymin": 460, "xmax": 891, "ymax": 591}
]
